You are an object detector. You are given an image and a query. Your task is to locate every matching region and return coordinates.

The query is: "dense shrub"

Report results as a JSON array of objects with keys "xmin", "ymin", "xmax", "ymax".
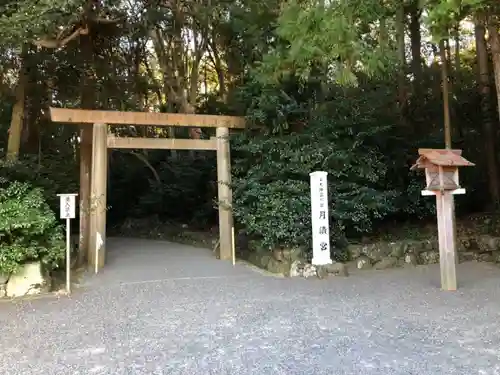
[
  {"xmin": 228, "ymin": 67, "xmax": 491, "ymax": 257},
  {"xmin": 231, "ymin": 81, "xmax": 406, "ymax": 257},
  {"xmin": 0, "ymin": 181, "xmax": 65, "ymax": 274},
  {"xmin": 0, "ymin": 155, "xmax": 78, "ymax": 213}
]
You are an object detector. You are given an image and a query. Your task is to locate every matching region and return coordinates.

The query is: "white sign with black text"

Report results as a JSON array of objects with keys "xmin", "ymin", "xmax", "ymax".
[
  {"xmin": 310, "ymin": 171, "xmax": 332, "ymax": 265},
  {"xmin": 58, "ymin": 193, "xmax": 77, "ymax": 219},
  {"xmin": 57, "ymin": 193, "xmax": 78, "ymax": 294}
]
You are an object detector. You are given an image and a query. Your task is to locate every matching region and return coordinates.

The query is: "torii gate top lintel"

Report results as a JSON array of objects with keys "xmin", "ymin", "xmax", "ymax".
[{"xmin": 49, "ymin": 107, "xmax": 246, "ymax": 129}]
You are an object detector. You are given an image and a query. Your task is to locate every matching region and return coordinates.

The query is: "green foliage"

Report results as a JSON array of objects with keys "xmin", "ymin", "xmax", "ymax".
[
  {"xmin": 232, "ymin": 78, "xmax": 406, "ymax": 256},
  {"xmin": 257, "ymin": 0, "xmax": 395, "ymax": 86},
  {"xmin": 133, "ymin": 154, "xmax": 218, "ymax": 226},
  {"xmin": 423, "ymin": 0, "xmax": 498, "ymax": 39},
  {"xmin": 0, "ymin": 181, "xmax": 65, "ymax": 274},
  {"xmin": 0, "ymin": 0, "xmax": 83, "ymax": 46},
  {"xmin": 0, "ymin": 155, "xmax": 78, "ymax": 212},
  {"xmin": 0, "ymin": 0, "xmax": 495, "ymax": 259}
]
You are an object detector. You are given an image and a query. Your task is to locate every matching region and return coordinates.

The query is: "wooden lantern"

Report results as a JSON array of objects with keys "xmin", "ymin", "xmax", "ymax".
[
  {"xmin": 411, "ymin": 148, "xmax": 474, "ymax": 193},
  {"xmin": 411, "ymin": 148, "xmax": 474, "ymax": 291}
]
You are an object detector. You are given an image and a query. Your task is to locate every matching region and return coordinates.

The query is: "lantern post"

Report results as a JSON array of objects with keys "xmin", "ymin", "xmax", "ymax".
[{"xmin": 411, "ymin": 149, "xmax": 474, "ymax": 291}]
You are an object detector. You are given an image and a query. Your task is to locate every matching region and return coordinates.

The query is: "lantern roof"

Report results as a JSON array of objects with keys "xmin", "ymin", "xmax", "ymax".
[{"xmin": 410, "ymin": 148, "xmax": 475, "ymax": 170}]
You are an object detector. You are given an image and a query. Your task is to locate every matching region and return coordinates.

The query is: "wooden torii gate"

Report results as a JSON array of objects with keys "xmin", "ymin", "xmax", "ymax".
[{"xmin": 49, "ymin": 107, "xmax": 245, "ymax": 271}]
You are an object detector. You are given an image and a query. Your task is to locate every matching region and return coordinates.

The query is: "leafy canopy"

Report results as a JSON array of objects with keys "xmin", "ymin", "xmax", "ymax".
[
  {"xmin": 0, "ymin": 0, "xmax": 83, "ymax": 46},
  {"xmin": 257, "ymin": 0, "xmax": 395, "ymax": 86}
]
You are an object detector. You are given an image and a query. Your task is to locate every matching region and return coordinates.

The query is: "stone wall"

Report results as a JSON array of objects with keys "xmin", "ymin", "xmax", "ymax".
[
  {"xmin": 348, "ymin": 235, "xmax": 500, "ymax": 270},
  {"xmin": 246, "ymin": 246, "xmax": 304, "ymax": 276},
  {"xmin": 245, "ymin": 244, "xmax": 348, "ymax": 278}
]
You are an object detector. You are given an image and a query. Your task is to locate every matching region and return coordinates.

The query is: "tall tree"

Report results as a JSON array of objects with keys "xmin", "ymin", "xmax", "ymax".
[
  {"xmin": 6, "ymin": 46, "xmax": 28, "ymax": 161},
  {"xmin": 475, "ymin": 16, "xmax": 500, "ymax": 207},
  {"xmin": 487, "ymin": 19, "xmax": 500, "ymax": 123},
  {"xmin": 396, "ymin": 2, "xmax": 407, "ymax": 110},
  {"xmin": 439, "ymin": 38, "xmax": 452, "ymax": 148},
  {"xmin": 409, "ymin": 0, "xmax": 423, "ymax": 89}
]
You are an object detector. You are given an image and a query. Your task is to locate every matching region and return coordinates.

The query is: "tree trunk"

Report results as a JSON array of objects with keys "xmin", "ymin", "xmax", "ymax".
[
  {"xmin": 439, "ymin": 39, "xmax": 452, "ymax": 148},
  {"xmin": 454, "ymin": 24, "xmax": 461, "ymax": 71},
  {"xmin": 150, "ymin": 28, "xmax": 179, "ymax": 160},
  {"xmin": 409, "ymin": 0, "xmax": 422, "ymax": 85},
  {"xmin": 487, "ymin": 22, "xmax": 500, "ymax": 126},
  {"xmin": 476, "ymin": 18, "xmax": 500, "ymax": 207},
  {"xmin": 395, "ymin": 4, "xmax": 406, "ymax": 110},
  {"xmin": 24, "ymin": 46, "xmax": 44, "ymax": 156},
  {"xmin": 449, "ymin": 26, "xmax": 462, "ymax": 142},
  {"xmin": 443, "ymin": 35, "xmax": 459, "ymax": 142},
  {"xmin": 213, "ymin": 47, "xmax": 226, "ymax": 100},
  {"xmin": 209, "ymin": 30, "xmax": 227, "ymax": 101},
  {"xmin": 6, "ymin": 45, "xmax": 28, "ymax": 161}
]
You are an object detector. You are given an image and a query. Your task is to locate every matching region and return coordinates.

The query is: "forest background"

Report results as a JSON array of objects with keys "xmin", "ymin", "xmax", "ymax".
[{"xmin": 1, "ymin": 0, "xmax": 500, "ymax": 271}]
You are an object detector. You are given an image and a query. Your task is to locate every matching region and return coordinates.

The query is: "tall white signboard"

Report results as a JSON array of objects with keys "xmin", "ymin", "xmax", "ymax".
[
  {"xmin": 310, "ymin": 171, "xmax": 332, "ymax": 265},
  {"xmin": 57, "ymin": 193, "xmax": 78, "ymax": 294}
]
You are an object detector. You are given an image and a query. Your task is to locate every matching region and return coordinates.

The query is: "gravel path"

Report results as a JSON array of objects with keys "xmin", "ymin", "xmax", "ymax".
[{"xmin": 1, "ymin": 238, "xmax": 500, "ymax": 375}]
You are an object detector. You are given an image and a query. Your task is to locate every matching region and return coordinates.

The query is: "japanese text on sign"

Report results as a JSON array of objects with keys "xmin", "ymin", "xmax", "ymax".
[
  {"xmin": 57, "ymin": 193, "xmax": 77, "ymax": 219},
  {"xmin": 310, "ymin": 171, "xmax": 332, "ymax": 265}
]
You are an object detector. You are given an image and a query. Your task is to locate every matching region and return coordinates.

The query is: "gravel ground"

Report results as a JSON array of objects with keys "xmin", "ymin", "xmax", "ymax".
[{"xmin": 1, "ymin": 238, "xmax": 500, "ymax": 375}]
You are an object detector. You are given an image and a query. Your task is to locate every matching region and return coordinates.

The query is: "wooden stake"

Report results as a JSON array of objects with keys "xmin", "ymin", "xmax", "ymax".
[
  {"xmin": 231, "ymin": 226, "xmax": 236, "ymax": 266},
  {"xmin": 216, "ymin": 127, "xmax": 233, "ymax": 261},
  {"xmin": 65, "ymin": 218, "xmax": 71, "ymax": 294},
  {"xmin": 89, "ymin": 123, "xmax": 108, "ymax": 271}
]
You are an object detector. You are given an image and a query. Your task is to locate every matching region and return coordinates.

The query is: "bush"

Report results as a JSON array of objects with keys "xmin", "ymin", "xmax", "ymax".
[
  {"xmin": 232, "ymin": 81, "xmax": 402, "ymax": 258},
  {"xmin": 232, "ymin": 124, "xmax": 399, "ymax": 257},
  {"xmin": 0, "ymin": 181, "xmax": 65, "ymax": 274},
  {"xmin": 0, "ymin": 155, "xmax": 78, "ymax": 213}
]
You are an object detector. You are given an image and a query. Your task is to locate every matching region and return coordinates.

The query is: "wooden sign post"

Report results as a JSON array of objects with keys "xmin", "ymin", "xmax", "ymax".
[
  {"xmin": 411, "ymin": 149, "xmax": 474, "ymax": 291},
  {"xmin": 57, "ymin": 193, "xmax": 78, "ymax": 294}
]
